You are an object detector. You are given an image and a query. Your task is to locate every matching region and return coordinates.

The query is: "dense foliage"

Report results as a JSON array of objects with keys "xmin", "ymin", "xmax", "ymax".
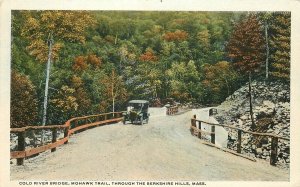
[
  {"xmin": 11, "ymin": 11, "xmax": 290, "ymax": 127},
  {"xmin": 269, "ymin": 12, "xmax": 291, "ymax": 80},
  {"xmin": 11, "ymin": 70, "xmax": 38, "ymax": 128}
]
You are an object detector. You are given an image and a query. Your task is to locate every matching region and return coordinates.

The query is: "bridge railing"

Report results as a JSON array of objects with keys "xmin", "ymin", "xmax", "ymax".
[
  {"xmin": 166, "ymin": 106, "xmax": 179, "ymax": 115},
  {"xmin": 190, "ymin": 115, "xmax": 289, "ymax": 166},
  {"xmin": 10, "ymin": 112, "xmax": 124, "ymax": 165}
]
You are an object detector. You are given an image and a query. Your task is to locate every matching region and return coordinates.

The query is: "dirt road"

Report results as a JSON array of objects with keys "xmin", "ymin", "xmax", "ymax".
[{"xmin": 10, "ymin": 111, "xmax": 289, "ymax": 181}]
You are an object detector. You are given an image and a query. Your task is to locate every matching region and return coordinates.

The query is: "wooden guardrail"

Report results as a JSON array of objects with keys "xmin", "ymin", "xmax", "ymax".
[
  {"xmin": 190, "ymin": 115, "xmax": 289, "ymax": 166},
  {"xmin": 10, "ymin": 112, "xmax": 124, "ymax": 165},
  {"xmin": 166, "ymin": 106, "xmax": 179, "ymax": 115}
]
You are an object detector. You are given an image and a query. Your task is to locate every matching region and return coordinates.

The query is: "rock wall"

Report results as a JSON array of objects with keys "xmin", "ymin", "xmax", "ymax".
[{"xmin": 215, "ymin": 80, "xmax": 290, "ymax": 168}]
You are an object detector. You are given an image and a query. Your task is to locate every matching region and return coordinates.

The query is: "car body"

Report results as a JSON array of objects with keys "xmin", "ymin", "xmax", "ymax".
[{"xmin": 123, "ymin": 100, "xmax": 150, "ymax": 125}]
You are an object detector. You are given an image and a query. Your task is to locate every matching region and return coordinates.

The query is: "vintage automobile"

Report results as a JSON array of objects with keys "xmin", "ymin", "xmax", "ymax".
[{"xmin": 123, "ymin": 100, "xmax": 150, "ymax": 125}]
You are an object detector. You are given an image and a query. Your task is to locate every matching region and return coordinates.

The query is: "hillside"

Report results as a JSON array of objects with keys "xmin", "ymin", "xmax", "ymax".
[{"xmin": 215, "ymin": 80, "xmax": 290, "ymax": 168}]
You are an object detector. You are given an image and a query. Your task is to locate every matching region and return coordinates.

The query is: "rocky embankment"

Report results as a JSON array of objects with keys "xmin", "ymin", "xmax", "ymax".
[
  {"xmin": 215, "ymin": 80, "xmax": 290, "ymax": 168},
  {"xmin": 10, "ymin": 130, "xmax": 65, "ymax": 152}
]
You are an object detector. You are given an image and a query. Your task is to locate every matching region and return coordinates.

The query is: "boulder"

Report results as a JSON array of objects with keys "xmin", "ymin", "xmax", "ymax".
[{"xmin": 256, "ymin": 148, "xmax": 263, "ymax": 155}]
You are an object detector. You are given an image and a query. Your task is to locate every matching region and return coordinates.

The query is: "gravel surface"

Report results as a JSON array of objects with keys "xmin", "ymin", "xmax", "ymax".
[{"xmin": 10, "ymin": 111, "xmax": 289, "ymax": 181}]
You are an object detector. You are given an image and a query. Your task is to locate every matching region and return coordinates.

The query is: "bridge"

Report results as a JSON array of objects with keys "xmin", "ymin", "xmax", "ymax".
[{"xmin": 10, "ymin": 107, "xmax": 289, "ymax": 181}]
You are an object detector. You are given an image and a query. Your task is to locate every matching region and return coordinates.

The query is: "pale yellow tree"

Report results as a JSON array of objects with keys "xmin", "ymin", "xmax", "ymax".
[
  {"xmin": 21, "ymin": 11, "xmax": 95, "ymax": 126},
  {"xmin": 100, "ymin": 70, "xmax": 128, "ymax": 115}
]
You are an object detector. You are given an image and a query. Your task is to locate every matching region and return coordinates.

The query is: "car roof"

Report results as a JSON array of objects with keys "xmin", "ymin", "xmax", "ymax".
[{"xmin": 128, "ymin": 100, "xmax": 149, "ymax": 104}]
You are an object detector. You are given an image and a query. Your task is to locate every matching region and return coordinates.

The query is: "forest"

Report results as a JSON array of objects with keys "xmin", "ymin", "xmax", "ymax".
[{"xmin": 11, "ymin": 11, "xmax": 290, "ymax": 127}]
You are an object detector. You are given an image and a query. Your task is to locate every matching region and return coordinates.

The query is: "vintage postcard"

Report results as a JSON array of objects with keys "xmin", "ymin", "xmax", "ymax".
[{"xmin": 1, "ymin": 0, "xmax": 300, "ymax": 187}]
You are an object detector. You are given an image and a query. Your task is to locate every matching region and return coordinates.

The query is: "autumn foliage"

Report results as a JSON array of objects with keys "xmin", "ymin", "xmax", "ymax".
[
  {"xmin": 227, "ymin": 14, "xmax": 265, "ymax": 75},
  {"xmin": 11, "ymin": 70, "xmax": 38, "ymax": 128},
  {"xmin": 71, "ymin": 76, "xmax": 92, "ymax": 114},
  {"xmin": 73, "ymin": 54, "xmax": 102, "ymax": 71},
  {"xmin": 163, "ymin": 30, "xmax": 188, "ymax": 42},
  {"xmin": 202, "ymin": 61, "xmax": 240, "ymax": 102},
  {"xmin": 139, "ymin": 49, "xmax": 158, "ymax": 62},
  {"xmin": 50, "ymin": 86, "xmax": 78, "ymax": 115},
  {"xmin": 100, "ymin": 70, "xmax": 128, "ymax": 113},
  {"xmin": 73, "ymin": 56, "xmax": 88, "ymax": 71},
  {"xmin": 21, "ymin": 10, "xmax": 95, "ymax": 63},
  {"xmin": 87, "ymin": 54, "xmax": 102, "ymax": 67},
  {"xmin": 11, "ymin": 11, "xmax": 290, "ymax": 125}
]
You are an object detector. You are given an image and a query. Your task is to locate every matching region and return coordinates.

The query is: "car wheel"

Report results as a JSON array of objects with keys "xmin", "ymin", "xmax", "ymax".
[{"xmin": 140, "ymin": 117, "xmax": 143, "ymax": 125}]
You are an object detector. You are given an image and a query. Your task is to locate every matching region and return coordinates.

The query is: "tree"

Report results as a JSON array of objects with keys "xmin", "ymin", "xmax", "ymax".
[
  {"xmin": 227, "ymin": 14, "xmax": 265, "ymax": 130},
  {"xmin": 21, "ymin": 11, "xmax": 95, "ymax": 125},
  {"xmin": 197, "ymin": 29, "xmax": 211, "ymax": 52},
  {"xmin": 73, "ymin": 56, "xmax": 88, "ymax": 72},
  {"xmin": 269, "ymin": 12, "xmax": 291, "ymax": 80},
  {"xmin": 166, "ymin": 61, "xmax": 201, "ymax": 103},
  {"xmin": 100, "ymin": 70, "xmax": 128, "ymax": 115},
  {"xmin": 73, "ymin": 54, "xmax": 101, "ymax": 72},
  {"xmin": 12, "ymin": 11, "xmax": 249, "ymax": 122},
  {"xmin": 70, "ymin": 75, "xmax": 92, "ymax": 116},
  {"xmin": 163, "ymin": 30, "xmax": 188, "ymax": 42},
  {"xmin": 139, "ymin": 48, "xmax": 158, "ymax": 62},
  {"xmin": 202, "ymin": 61, "xmax": 240, "ymax": 103},
  {"xmin": 259, "ymin": 13, "xmax": 272, "ymax": 80},
  {"xmin": 134, "ymin": 48, "xmax": 163, "ymax": 99},
  {"xmin": 87, "ymin": 54, "xmax": 102, "ymax": 68},
  {"xmin": 50, "ymin": 86, "xmax": 78, "ymax": 123},
  {"xmin": 11, "ymin": 70, "xmax": 38, "ymax": 128}
]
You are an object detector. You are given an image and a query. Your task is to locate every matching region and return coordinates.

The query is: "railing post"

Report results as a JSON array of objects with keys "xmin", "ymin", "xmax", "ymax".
[
  {"xmin": 51, "ymin": 128, "xmax": 57, "ymax": 152},
  {"xmin": 211, "ymin": 126, "xmax": 215, "ymax": 144},
  {"xmin": 190, "ymin": 118, "xmax": 195, "ymax": 134},
  {"xmin": 17, "ymin": 131, "xmax": 25, "ymax": 165},
  {"xmin": 64, "ymin": 126, "xmax": 69, "ymax": 144},
  {"xmin": 104, "ymin": 114, "xmax": 107, "ymax": 125},
  {"xmin": 198, "ymin": 121, "xmax": 202, "ymax": 139},
  {"xmin": 237, "ymin": 129, "xmax": 242, "ymax": 153},
  {"xmin": 270, "ymin": 137, "xmax": 279, "ymax": 166}
]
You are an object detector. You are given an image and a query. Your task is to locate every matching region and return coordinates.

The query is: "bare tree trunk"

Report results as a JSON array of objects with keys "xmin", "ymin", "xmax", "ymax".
[
  {"xmin": 265, "ymin": 23, "xmax": 269, "ymax": 80},
  {"xmin": 41, "ymin": 33, "xmax": 53, "ymax": 144},
  {"xmin": 112, "ymin": 70, "xmax": 115, "ymax": 117},
  {"xmin": 42, "ymin": 34, "xmax": 53, "ymax": 125},
  {"xmin": 249, "ymin": 73, "xmax": 255, "ymax": 130},
  {"xmin": 112, "ymin": 96, "xmax": 115, "ymax": 117},
  {"xmin": 114, "ymin": 34, "xmax": 118, "ymax": 45},
  {"xmin": 224, "ymin": 78, "xmax": 230, "ymax": 95}
]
